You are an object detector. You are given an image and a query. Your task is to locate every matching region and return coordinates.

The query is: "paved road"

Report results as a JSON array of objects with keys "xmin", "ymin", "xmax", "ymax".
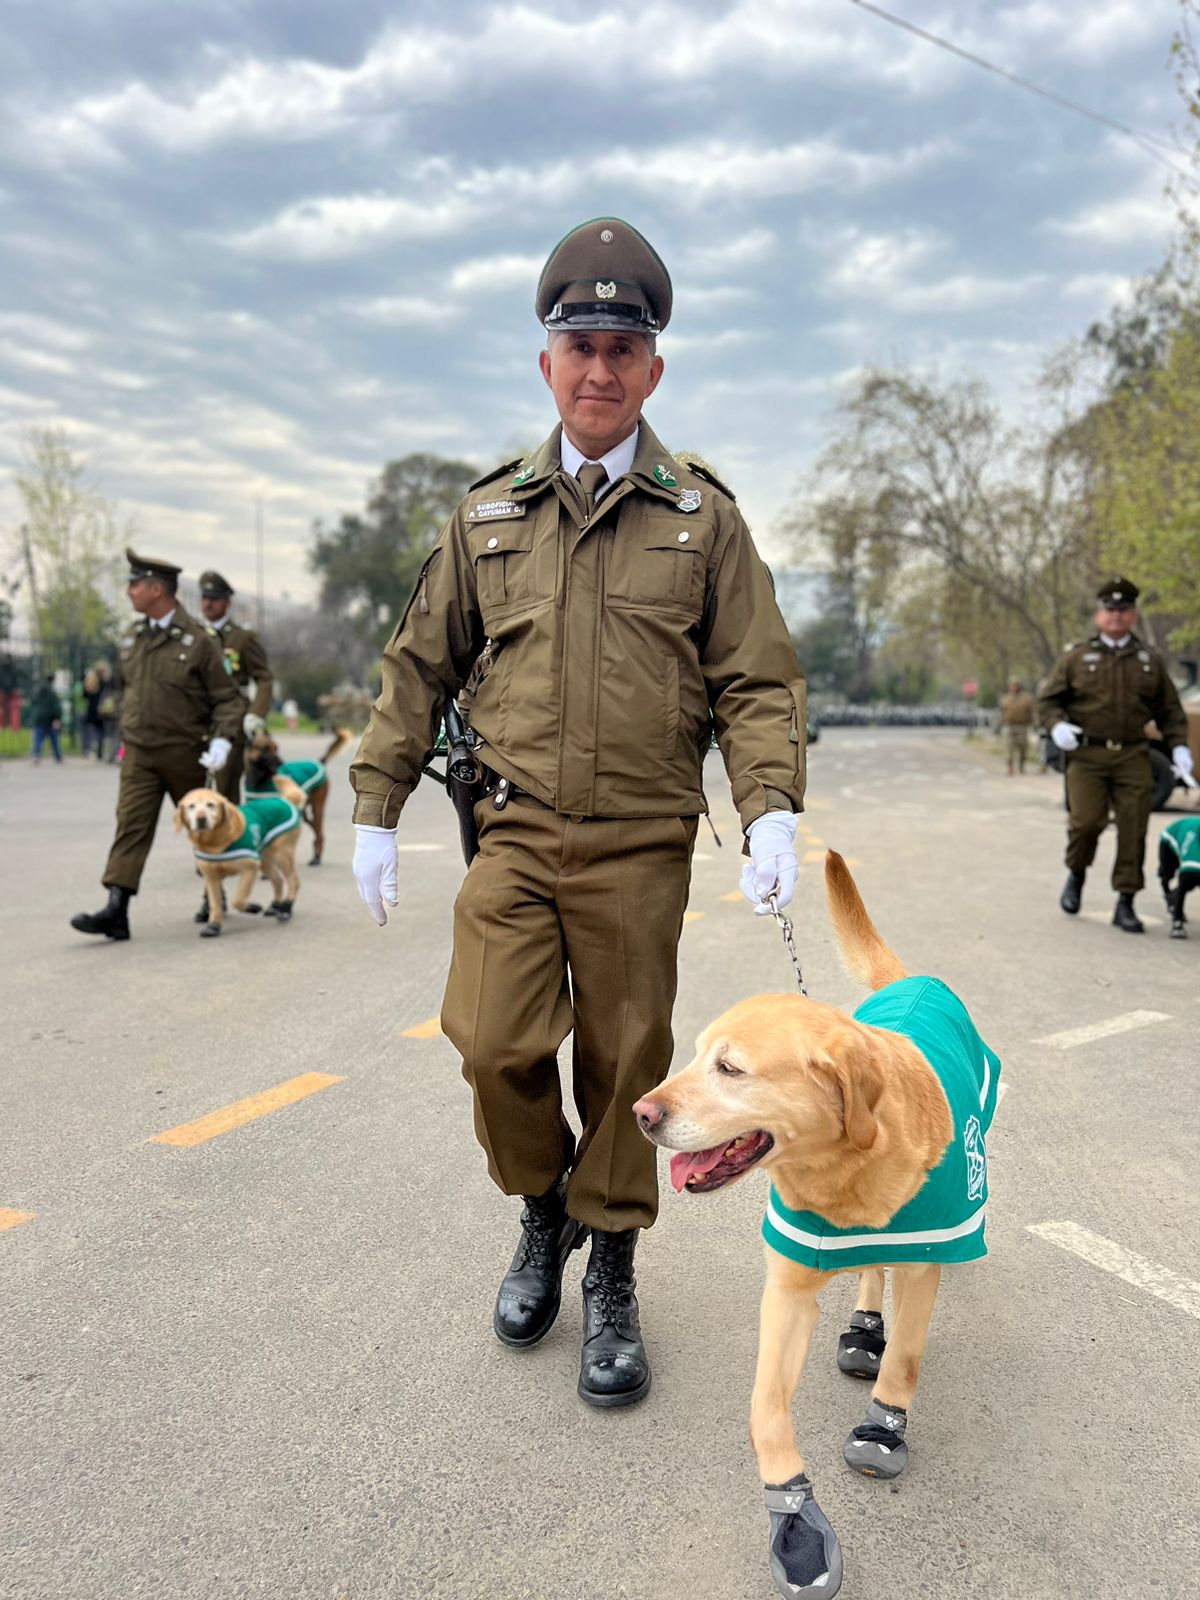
[{"xmin": 3, "ymin": 731, "xmax": 1198, "ymax": 1600}]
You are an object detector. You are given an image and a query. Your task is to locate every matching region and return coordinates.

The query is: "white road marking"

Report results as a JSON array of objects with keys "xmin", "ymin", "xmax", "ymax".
[
  {"xmin": 395, "ymin": 843, "xmax": 445, "ymax": 852},
  {"xmin": 1035, "ymin": 1010, "xmax": 1169, "ymax": 1050},
  {"xmin": 996, "ymin": 1081, "xmax": 1009, "ymax": 1103},
  {"xmin": 1028, "ymin": 1221, "xmax": 1200, "ymax": 1322}
]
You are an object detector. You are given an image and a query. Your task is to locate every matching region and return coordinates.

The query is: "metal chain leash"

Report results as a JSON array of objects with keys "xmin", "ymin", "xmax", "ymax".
[{"xmin": 767, "ymin": 893, "xmax": 808, "ymax": 997}]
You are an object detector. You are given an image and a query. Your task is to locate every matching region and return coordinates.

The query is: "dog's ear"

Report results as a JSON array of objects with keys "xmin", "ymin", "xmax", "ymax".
[
  {"xmin": 173, "ymin": 804, "xmax": 187, "ymax": 833},
  {"xmin": 817, "ymin": 1026, "xmax": 884, "ymax": 1152}
]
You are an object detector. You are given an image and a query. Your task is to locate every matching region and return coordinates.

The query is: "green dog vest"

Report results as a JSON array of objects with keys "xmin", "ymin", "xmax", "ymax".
[
  {"xmin": 194, "ymin": 796, "xmax": 301, "ymax": 863},
  {"xmin": 763, "ymin": 977, "xmax": 1000, "ymax": 1271},
  {"xmin": 1162, "ymin": 817, "xmax": 1200, "ymax": 877},
  {"xmin": 245, "ymin": 758, "xmax": 325, "ymax": 801}
]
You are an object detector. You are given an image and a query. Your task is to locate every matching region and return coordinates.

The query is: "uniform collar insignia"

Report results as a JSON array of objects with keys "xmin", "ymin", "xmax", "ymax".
[
  {"xmin": 653, "ymin": 463, "xmax": 678, "ymax": 488},
  {"xmin": 511, "ymin": 464, "xmax": 536, "ymax": 485}
]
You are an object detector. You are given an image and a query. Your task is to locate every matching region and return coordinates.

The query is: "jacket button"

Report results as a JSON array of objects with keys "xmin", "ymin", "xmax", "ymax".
[
  {"xmin": 677, "ymin": 531, "xmax": 689, "ymax": 543},
  {"xmin": 486, "ymin": 536, "xmax": 499, "ymax": 549}
]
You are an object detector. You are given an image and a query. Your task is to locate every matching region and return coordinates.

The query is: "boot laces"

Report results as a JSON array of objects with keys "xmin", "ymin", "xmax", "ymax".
[
  {"xmin": 516, "ymin": 1198, "xmax": 561, "ymax": 1273},
  {"xmin": 586, "ymin": 1243, "xmax": 635, "ymax": 1325}
]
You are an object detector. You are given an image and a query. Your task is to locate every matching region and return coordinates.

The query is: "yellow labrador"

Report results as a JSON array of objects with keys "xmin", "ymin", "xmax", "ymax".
[
  {"xmin": 633, "ymin": 852, "xmax": 1000, "ymax": 1599},
  {"xmin": 174, "ymin": 788, "xmax": 301, "ymax": 938}
]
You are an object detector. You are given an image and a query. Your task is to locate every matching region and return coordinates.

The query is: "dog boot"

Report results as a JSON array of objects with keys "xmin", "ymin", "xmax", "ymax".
[
  {"xmin": 493, "ymin": 1177, "xmax": 587, "ymax": 1349},
  {"xmin": 194, "ymin": 886, "xmax": 227, "ymax": 924},
  {"xmin": 1171, "ymin": 918, "xmax": 1188, "ymax": 940},
  {"xmin": 578, "ymin": 1228, "xmax": 651, "ymax": 1407},
  {"xmin": 70, "ymin": 886, "xmax": 131, "ymax": 941},
  {"xmin": 1060, "ymin": 872, "xmax": 1084, "ymax": 915},
  {"xmin": 844, "ymin": 1397, "xmax": 908, "ymax": 1479},
  {"xmin": 764, "ymin": 1474, "xmax": 842, "ymax": 1599},
  {"xmin": 836, "ymin": 1309, "xmax": 886, "ymax": 1378},
  {"xmin": 263, "ymin": 899, "xmax": 293, "ymax": 922},
  {"xmin": 1112, "ymin": 893, "xmax": 1144, "ymax": 934}
]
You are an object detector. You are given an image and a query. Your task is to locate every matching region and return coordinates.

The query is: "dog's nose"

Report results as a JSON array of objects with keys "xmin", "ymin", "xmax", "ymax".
[{"xmin": 632, "ymin": 1097, "xmax": 665, "ymax": 1131}]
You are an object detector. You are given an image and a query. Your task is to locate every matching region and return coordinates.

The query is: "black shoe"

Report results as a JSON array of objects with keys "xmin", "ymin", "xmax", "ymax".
[
  {"xmin": 1060, "ymin": 872, "xmax": 1084, "ymax": 915},
  {"xmin": 578, "ymin": 1229, "xmax": 651, "ymax": 1408},
  {"xmin": 70, "ymin": 886, "xmax": 131, "ymax": 941},
  {"xmin": 493, "ymin": 1178, "xmax": 587, "ymax": 1349},
  {"xmin": 1112, "ymin": 894, "xmax": 1144, "ymax": 933},
  {"xmin": 1171, "ymin": 919, "xmax": 1188, "ymax": 940}
]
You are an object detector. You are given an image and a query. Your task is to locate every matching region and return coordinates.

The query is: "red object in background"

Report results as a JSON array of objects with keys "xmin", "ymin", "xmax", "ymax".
[{"xmin": 962, "ymin": 679, "xmax": 978, "ymax": 698}]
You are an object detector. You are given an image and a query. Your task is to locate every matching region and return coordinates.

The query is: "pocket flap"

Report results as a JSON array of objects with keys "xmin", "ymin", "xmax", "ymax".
[
  {"xmin": 469, "ymin": 523, "xmax": 534, "ymax": 558},
  {"xmin": 641, "ymin": 524, "xmax": 703, "ymax": 553}
]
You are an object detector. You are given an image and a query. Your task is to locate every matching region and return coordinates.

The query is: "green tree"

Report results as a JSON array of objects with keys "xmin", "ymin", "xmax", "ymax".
[
  {"xmin": 14, "ymin": 428, "xmax": 125, "ymax": 674},
  {"xmin": 310, "ymin": 452, "xmax": 479, "ymax": 652}
]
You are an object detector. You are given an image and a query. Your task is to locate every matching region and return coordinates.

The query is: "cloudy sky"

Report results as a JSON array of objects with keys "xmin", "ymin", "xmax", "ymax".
[{"xmin": 0, "ymin": 0, "xmax": 1186, "ymax": 606}]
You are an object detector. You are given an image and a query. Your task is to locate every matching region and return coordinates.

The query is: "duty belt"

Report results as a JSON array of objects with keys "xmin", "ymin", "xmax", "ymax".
[{"xmin": 1077, "ymin": 735, "xmax": 1147, "ymax": 751}]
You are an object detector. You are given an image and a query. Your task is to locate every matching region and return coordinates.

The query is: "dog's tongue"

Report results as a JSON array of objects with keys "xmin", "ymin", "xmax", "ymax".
[{"xmin": 669, "ymin": 1141, "xmax": 731, "ymax": 1193}]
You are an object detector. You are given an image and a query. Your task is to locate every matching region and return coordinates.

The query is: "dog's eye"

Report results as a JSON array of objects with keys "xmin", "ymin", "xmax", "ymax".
[{"xmin": 715, "ymin": 1059, "xmax": 744, "ymax": 1077}]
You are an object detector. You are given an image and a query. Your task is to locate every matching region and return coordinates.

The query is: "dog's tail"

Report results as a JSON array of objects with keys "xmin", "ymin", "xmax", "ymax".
[
  {"xmin": 319, "ymin": 726, "xmax": 352, "ymax": 764},
  {"xmin": 824, "ymin": 850, "xmax": 908, "ymax": 991}
]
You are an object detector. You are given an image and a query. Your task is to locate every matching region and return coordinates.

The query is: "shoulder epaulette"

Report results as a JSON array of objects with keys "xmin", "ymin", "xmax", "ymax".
[
  {"xmin": 678, "ymin": 457, "xmax": 736, "ymax": 502},
  {"xmin": 468, "ymin": 457, "xmax": 523, "ymax": 493}
]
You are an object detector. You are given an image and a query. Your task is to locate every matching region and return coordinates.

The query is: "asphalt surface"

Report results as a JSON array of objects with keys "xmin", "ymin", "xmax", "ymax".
[{"xmin": 3, "ymin": 730, "xmax": 1198, "ymax": 1600}]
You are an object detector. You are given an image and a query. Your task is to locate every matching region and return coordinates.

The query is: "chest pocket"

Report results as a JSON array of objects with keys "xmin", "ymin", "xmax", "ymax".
[
  {"xmin": 608, "ymin": 523, "xmax": 707, "ymax": 611},
  {"xmin": 470, "ymin": 522, "xmax": 535, "ymax": 615}
]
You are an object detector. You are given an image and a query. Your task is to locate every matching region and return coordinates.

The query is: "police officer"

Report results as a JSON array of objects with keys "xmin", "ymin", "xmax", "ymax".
[
  {"xmin": 350, "ymin": 218, "xmax": 806, "ymax": 1407},
  {"xmin": 198, "ymin": 570, "xmax": 274, "ymax": 800},
  {"xmin": 998, "ymin": 677, "xmax": 1035, "ymax": 775},
  {"xmin": 1038, "ymin": 576, "xmax": 1192, "ymax": 932},
  {"xmin": 71, "ymin": 550, "xmax": 245, "ymax": 942}
]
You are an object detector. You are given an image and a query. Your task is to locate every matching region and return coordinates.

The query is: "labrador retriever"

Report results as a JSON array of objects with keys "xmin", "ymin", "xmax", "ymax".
[{"xmin": 174, "ymin": 788, "xmax": 302, "ymax": 937}]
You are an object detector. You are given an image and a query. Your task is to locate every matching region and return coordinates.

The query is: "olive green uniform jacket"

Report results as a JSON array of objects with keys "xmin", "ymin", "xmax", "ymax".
[
  {"xmin": 1037, "ymin": 634, "xmax": 1186, "ymax": 748},
  {"xmin": 351, "ymin": 421, "xmax": 807, "ymax": 830},
  {"xmin": 117, "ymin": 606, "xmax": 245, "ymax": 749},
  {"xmin": 998, "ymin": 690, "xmax": 1034, "ymax": 727},
  {"xmin": 204, "ymin": 618, "xmax": 273, "ymax": 719}
]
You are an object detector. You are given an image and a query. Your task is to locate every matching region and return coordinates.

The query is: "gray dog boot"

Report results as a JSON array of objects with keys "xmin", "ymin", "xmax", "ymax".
[
  {"xmin": 844, "ymin": 1397, "xmax": 909, "ymax": 1479},
  {"xmin": 836, "ymin": 1309, "xmax": 886, "ymax": 1379},
  {"xmin": 764, "ymin": 1474, "xmax": 842, "ymax": 1599}
]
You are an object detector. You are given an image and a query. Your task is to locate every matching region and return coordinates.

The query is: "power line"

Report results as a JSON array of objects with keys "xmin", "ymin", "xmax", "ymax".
[{"xmin": 847, "ymin": 0, "xmax": 1193, "ymax": 182}]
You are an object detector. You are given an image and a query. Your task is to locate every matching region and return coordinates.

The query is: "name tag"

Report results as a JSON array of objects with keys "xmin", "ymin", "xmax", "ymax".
[{"xmin": 469, "ymin": 500, "xmax": 526, "ymax": 521}]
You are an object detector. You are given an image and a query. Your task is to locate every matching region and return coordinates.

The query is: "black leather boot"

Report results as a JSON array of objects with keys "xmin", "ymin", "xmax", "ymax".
[
  {"xmin": 493, "ymin": 1178, "xmax": 587, "ymax": 1349},
  {"xmin": 578, "ymin": 1229, "xmax": 650, "ymax": 1408},
  {"xmin": 70, "ymin": 886, "xmax": 131, "ymax": 941},
  {"xmin": 1060, "ymin": 872, "xmax": 1084, "ymax": 915},
  {"xmin": 1112, "ymin": 893, "xmax": 1144, "ymax": 933}
]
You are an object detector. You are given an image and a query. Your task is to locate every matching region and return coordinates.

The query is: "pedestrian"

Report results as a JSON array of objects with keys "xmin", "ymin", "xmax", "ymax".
[
  {"xmin": 70, "ymin": 549, "xmax": 245, "ymax": 943},
  {"xmin": 198, "ymin": 571, "xmax": 274, "ymax": 801},
  {"xmin": 0, "ymin": 651, "xmax": 17, "ymax": 731},
  {"xmin": 998, "ymin": 677, "xmax": 1035, "ymax": 774},
  {"xmin": 282, "ymin": 697, "xmax": 299, "ymax": 733},
  {"xmin": 81, "ymin": 663, "xmax": 108, "ymax": 759},
  {"xmin": 30, "ymin": 673, "xmax": 64, "ymax": 765},
  {"xmin": 351, "ymin": 217, "xmax": 806, "ymax": 1407},
  {"xmin": 1038, "ymin": 576, "xmax": 1192, "ymax": 932}
]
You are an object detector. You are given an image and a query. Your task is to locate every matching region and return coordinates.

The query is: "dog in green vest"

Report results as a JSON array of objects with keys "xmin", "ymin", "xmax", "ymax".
[
  {"xmin": 175, "ymin": 789, "xmax": 302, "ymax": 937},
  {"xmin": 1159, "ymin": 816, "xmax": 1200, "ymax": 939},
  {"xmin": 633, "ymin": 851, "xmax": 1000, "ymax": 1600}
]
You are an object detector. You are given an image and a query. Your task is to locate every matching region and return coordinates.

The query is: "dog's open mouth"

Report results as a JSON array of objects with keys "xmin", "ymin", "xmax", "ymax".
[{"xmin": 669, "ymin": 1130, "xmax": 775, "ymax": 1194}]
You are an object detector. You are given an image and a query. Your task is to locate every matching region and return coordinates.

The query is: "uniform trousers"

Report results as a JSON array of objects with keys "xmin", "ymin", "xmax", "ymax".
[
  {"xmin": 103, "ymin": 743, "xmax": 206, "ymax": 892},
  {"xmin": 1064, "ymin": 744, "xmax": 1152, "ymax": 892},
  {"xmin": 212, "ymin": 741, "xmax": 244, "ymax": 803},
  {"xmin": 1004, "ymin": 725, "xmax": 1029, "ymax": 772},
  {"xmin": 441, "ymin": 795, "xmax": 697, "ymax": 1234}
]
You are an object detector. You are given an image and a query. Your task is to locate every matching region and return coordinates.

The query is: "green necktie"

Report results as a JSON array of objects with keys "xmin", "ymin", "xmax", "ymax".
[{"xmin": 578, "ymin": 461, "xmax": 607, "ymax": 516}]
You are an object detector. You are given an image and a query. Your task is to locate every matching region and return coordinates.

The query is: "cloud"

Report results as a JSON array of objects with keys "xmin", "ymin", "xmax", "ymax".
[
  {"xmin": 822, "ymin": 226, "xmax": 1048, "ymax": 312},
  {"xmin": 1047, "ymin": 185, "xmax": 1177, "ymax": 245}
]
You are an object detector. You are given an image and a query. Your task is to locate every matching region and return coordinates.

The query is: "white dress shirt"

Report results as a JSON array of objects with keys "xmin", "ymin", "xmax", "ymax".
[{"xmin": 560, "ymin": 426, "xmax": 639, "ymax": 501}]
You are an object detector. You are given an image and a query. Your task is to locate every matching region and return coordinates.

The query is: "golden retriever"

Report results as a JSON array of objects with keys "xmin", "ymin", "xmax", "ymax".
[
  {"xmin": 633, "ymin": 851, "xmax": 999, "ymax": 1600},
  {"xmin": 174, "ymin": 788, "xmax": 301, "ymax": 938}
]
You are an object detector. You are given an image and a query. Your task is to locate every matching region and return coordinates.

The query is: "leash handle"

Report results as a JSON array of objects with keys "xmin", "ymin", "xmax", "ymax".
[{"xmin": 767, "ymin": 893, "xmax": 808, "ymax": 997}]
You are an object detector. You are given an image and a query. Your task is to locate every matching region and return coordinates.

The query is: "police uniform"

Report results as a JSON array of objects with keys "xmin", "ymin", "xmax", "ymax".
[
  {"xmin": 198, "ymin": 570, "xmax": 273, "ymax": 803},
  {"xmin": 70, "ymin": 550, "xmax": 244, "ymax": 942},
  {"xmin": 997, "ymin": 684, "xmax": 1034, "ymax": 774},
  {"xmin": 352, "ymin": 218, "xmax": 806, "ymax": 1406},
  {"xmin": 1037, "ymin": 576, "xmax": 1187, "ymax": 929}
]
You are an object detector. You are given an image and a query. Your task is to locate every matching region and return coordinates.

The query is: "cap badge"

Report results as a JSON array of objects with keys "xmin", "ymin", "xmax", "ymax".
[
  {"xmin": 511, "ymin": 464, "xmax": 535, "ymax": 485},
  {"xmin": 600, "ymin": 229, "xmax": 614, "ymax": 244},
  {"xmin": 596, "ymin": 281, "xmax": 616, "ymax": 300},
  {"xmin": 653, "ymin": 464, "xmax": 679, "ymax": 488},
  {"xmin": 677, "ymin": 489, "xmax": 701, "ymax": 512}
]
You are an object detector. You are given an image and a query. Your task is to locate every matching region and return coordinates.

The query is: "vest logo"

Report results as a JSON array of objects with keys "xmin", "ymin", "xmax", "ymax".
[{"xmin": 963, "ymin": 1114, "xmax": 986, "ymax": 1202}]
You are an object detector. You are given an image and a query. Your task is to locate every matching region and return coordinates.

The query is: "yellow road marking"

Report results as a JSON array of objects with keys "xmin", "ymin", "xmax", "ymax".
[
  {"xmin": 151, "ymin": 1073, "xmax": 346, "ymax": 1148},
  {"xmin": 403, "ymin": 1016, "xmax": 443, "ymax": 1039},
  {"xmin": 684, "ymin": 911, "xmax": 705, "ymax": 925},
  {"xmin": 803, "ymin": 849, "xmax": 826, "ymax": 863},
  {"xmin": 720, "ymin": 890, "xmax": 744, "ymax": 903},
  {"xmin": 0, "ymin": 1208, "xmax": 34, "ymax": 1233}
]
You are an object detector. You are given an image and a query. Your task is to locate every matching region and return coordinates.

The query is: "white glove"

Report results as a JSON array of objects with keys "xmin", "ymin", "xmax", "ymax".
[
  {"xmin": 354, "ymin": 824, "xmax": 399, "ymax": 926},
  {"xmin": 740, "ymin": 811, "xmax": 799, "ymax": 917},
  {"xmin": 199, "ymin": 736, "xmax": 232, "ymax": 773},
  {"xmin": 1050, "ymin": 722, "xmax": 1082, "ymax": 753},
  {"xmin": 243, "ymin": 713, "xmax": 267, "ymax": 739},
  {"xmin": 1172, "ymin": 745, "xmax": 1195, "ymax": 781}
]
